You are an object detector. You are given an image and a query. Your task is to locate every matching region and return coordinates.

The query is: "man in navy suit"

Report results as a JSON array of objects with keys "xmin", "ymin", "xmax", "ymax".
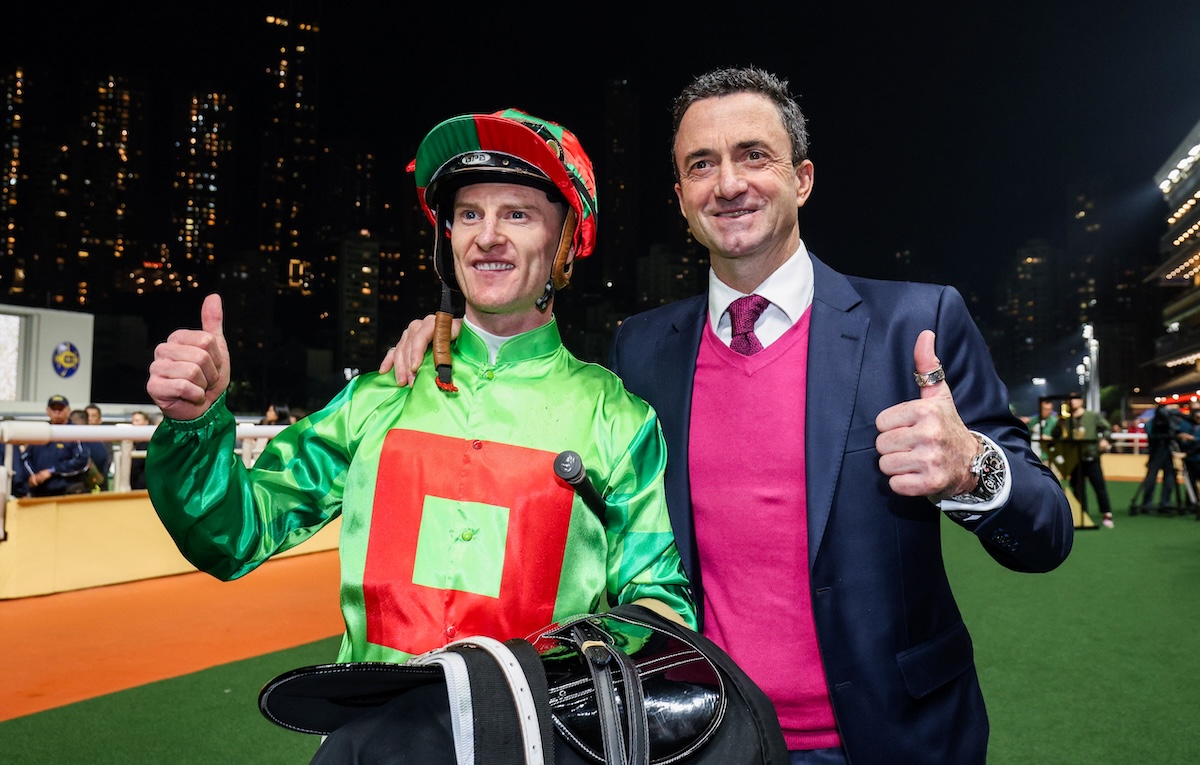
[
  {"xmin": 384, "ymin": 66, "xmax": 1073, "ymax": 764},
  {"xmin": 605, "ymin": 66, "xmax": 1072, "ymax": 764}
]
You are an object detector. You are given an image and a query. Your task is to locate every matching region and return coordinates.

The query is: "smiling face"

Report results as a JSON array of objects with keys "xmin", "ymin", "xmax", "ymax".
[
  {"xmin": 673, "ymin": 91, "xmax": 814, "ymax": 292},
  {"xmin": 450, "ymin": 182, "xmax": 568, "ymax": 336}
]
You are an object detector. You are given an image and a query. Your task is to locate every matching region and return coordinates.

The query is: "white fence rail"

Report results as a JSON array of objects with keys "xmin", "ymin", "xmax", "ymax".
[
  {"xmin": 1, "ymin": 422, "xmax": 287, "ymax": 527},
  {"xmin": 1108, "ymin": 431, "xmax": 1148, "ymax": 454},
  {"xmin": 0, "ymin": 423, "xmax": 1152, "ymax": 541}
]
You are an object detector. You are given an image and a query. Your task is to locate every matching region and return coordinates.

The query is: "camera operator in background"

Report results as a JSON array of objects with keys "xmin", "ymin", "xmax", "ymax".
[
  {"xmin": 1134, "ymin": 404, "xmax": 1182, "ymax": 516},
  {"xmin": 1171, "ymin": 408, "xmax": 1200, "ymax": 517}
]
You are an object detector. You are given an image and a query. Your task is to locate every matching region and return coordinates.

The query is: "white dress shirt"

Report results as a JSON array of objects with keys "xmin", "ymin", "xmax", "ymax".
[{"xmin": 708, "ymin": 241, "xmax": 813, "ymax": 349}]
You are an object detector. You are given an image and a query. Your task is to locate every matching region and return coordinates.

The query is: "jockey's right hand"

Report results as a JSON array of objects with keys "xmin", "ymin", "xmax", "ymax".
[{"xmin": 146, "ymin": 293, "xmax": 231, "ymax": 421}]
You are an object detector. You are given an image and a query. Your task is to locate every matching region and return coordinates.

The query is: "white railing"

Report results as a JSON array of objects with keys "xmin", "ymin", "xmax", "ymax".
[
  {"xmin": 0, "ymin": 421, "xmax": 287, "ymax": 539},
  {"xmin": 1108, "ymin": 432, "xmax": 1148, "ymax": 454}
]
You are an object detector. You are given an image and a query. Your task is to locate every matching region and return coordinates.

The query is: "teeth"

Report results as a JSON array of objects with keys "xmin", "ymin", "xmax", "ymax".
[{"xmin": 475, "ymin": 262, "xmax": 514, "ymax": 271}]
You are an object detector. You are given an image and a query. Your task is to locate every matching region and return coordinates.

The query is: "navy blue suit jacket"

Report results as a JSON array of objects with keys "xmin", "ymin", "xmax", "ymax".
[{"xmin": 609, "ymin": 254, "xmax": 1073, "ymax": 764}]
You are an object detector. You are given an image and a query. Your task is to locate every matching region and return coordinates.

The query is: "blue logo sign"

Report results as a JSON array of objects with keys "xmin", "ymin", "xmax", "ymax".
[{"xmin": 52, "ymin": 341, "xmax": 80, "ymax": 378}]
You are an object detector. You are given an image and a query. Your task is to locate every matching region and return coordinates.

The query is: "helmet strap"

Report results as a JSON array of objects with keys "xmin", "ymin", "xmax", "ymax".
[
  {"xmin": 434, "ymin": 284, "xmax": 459, "ymax": 393},
  {"xmin": 551, "ymin": 209, "xmax": 579, "ymax": 290},
  {"xmin": 538, "ymin": 209, "xmax": 579, "ymax": 313}
]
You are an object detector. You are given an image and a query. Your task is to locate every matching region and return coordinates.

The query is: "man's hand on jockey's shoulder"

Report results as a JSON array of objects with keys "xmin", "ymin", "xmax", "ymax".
[
  {"xmin": 146, "ymin": 293, "xmax": 231, "ymax": 422},
  {"xmin": 379, "ymin": 314, "xmax": 459, "ymax": 387}
]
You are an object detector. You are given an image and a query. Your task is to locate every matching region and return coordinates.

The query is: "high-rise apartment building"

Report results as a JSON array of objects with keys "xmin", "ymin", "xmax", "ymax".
[
  {"xmin": 75, "ymin": 74, "xmax": 148, "ymax": 309},
  {"xmin": 259, "ymin": 10, "xmax": 321, "ymax": 299},
  {"xmin": 336, "ymin": 231, "xmax": 380, "ymax": 373},
  {"xmin": 0, "ymin": 67, "xmax": 34, "ymax": 299},
  {"xmin": 2, "ymin": 68, "xmax": 143, "ymax": 310},
  {"xmin": 165, "ymin": 92, "xmax": 235, "ymax": 288},
  {"xmin": 1002, "ymin": 238, "xmax": 1065, "ymax": 379}
]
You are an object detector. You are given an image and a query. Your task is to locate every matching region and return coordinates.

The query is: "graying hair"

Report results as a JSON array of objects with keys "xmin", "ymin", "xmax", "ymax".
[{"xmin": 670, "ymin": 66, "xmax": 809, "ymax": 181}]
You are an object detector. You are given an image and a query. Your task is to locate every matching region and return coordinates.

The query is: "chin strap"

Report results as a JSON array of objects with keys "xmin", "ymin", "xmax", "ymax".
[
  {"xmin": 434, "ymin": 284, "xmax": 459, "ymax": 393},
  {"xmin": 536, "ymin": 210, "xmax": 579, "ymax": 312}
]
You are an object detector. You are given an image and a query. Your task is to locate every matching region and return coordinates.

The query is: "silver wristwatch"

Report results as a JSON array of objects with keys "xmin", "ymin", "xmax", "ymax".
[{"xmin": 950, "ymin": 434, "xmax": 1005, "ymax": 505}]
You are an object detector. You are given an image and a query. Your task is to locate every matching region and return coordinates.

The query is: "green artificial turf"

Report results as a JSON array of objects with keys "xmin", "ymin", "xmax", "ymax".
[
  {"xmin": 0, "ymin": 637, "xmax": 337, "ymax": 764},
  {"xmin": 946, "ymin": 480, "xmax": 1200, "ymax": 764},
  {"xmin": 2, "ymin": 479, "xmax": 1198, "ymax": 763}
]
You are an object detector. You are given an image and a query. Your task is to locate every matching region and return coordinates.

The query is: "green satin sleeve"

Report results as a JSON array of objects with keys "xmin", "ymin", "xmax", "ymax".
[
  {"xmin": 145, "ymin": 385, "xmax": 372, "ymax": 580},
  {"xmin": 600, "ymin": 409, "xmax": 697, "ymax": 630}
]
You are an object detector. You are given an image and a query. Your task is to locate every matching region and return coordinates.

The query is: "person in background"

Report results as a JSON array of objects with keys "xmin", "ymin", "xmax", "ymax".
[
  {"xmin": 260, "ymin": 402, "xmax": 294, "ymax": 426},
  {"xmin": 384, "ymin": 67, "xmax": 1073, "ymax": 765},
  {"xmin": 69, "ymin": 407, "xmax": 110, "ymax": 490},
  {"xmin": 85, "ymin": 403, "xmax": 114, "ymax": 485},
  {"xmin": 2, "ymin": 446, "xmax": 30, "ymax": 498},
  {"xmin": 143, "ymin": 108, "xmax": 694, "ymax": 680},
  {"xmin": 1174, "ymin": 408, "xmax": 1200, "ymax": 515},
  {"xmin": 128, "ymin": 410, "xmax": 153, "ymax": 491},
  {"xmin": 20, "ymin": 395, "xmax": 91, "ymax": 496},
  {"xmin": 1028, "ymin": 397, "xmax": 1060, "ymax": 463},
  {"xmin": 1133, "ymin": 404, "xmax": 1180, "ymax": 516},
  {"xmin": 244, "ymin": 402, "xmax": 295, "ymax": 464},
  {"xmin": 1057, "ymin": 392, "xmax": 1114, "ymax": 527}
]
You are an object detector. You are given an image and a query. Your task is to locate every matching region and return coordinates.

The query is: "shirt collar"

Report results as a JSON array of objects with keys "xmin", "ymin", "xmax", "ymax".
[
  {"xmin": 707, "ymin": 240, "xmax": 814, "ymax": 325},
  {"xmin": 458, "ymin": 317, "xmax": 562, "ymax": 366}
]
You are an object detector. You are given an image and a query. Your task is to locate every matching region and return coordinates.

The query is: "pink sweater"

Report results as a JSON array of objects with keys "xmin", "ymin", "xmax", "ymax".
[{"xmin": 688, "ymin": 309, "xmax": 840, "ymax": 751}]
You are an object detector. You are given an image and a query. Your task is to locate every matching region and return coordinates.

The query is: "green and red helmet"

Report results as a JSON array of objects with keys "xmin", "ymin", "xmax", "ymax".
[{"xmin": 408, "ymin": 108, "xmax": 598, "ymax": 293}]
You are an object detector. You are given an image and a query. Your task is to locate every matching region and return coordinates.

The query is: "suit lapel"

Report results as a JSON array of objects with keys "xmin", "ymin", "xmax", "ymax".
[
  {"xmin": 805, "ymin": 256, "xmax": 867, "ymax": 566},
  {"xmin": 653, "ymin": 295, "xmax": 706, "ymax": 581}
]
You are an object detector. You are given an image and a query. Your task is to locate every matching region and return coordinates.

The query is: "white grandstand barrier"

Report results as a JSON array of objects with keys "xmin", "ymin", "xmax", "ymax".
[
  {"xmin": 1108, "ymin": 431, "xmax": 1148, "ymax": 454},
  {"xmin": 0, "ymin": 422, "xmax": 288, "ymax": 530}
]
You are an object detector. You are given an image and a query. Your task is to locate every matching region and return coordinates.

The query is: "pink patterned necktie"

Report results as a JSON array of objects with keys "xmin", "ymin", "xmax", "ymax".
[{"xmin": 728, "ymin": 294, "xmax": 771, "ymax": 356}]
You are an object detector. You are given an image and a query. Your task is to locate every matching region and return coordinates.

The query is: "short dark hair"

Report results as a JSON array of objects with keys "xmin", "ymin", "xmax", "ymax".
[{"xmin": 670, "ymin": 66, "xmax": 809, "ymax": 181}]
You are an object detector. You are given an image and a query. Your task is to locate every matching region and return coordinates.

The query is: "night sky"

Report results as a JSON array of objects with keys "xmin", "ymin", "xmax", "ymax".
[{"xmin": 8, "ymin": 1, "xmax": 1200, "ymax": 297}]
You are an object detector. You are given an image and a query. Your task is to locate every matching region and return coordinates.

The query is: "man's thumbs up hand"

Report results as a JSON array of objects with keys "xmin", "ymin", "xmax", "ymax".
[
  {"xmin": 875, "ymin": 330, "xmax": 981, "ymax": 500},
  {"xmin": 147, "ymin": 293, "xmax": 232, "ymax": 422},
  {"xmin": 914, "ymin": 329, "xmax": 950, "ymax": 401}
]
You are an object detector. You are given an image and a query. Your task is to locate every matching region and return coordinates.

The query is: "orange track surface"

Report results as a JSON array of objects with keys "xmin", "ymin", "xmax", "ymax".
[{"xmin": 0, "ymin": 550, "xmax": 342, "ymax": 723}]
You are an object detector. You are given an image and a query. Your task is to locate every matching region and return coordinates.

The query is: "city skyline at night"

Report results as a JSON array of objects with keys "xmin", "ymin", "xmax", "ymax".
[{"xmin": 4, "ymin": 2, "xmax": 1200, "ymax": 414}]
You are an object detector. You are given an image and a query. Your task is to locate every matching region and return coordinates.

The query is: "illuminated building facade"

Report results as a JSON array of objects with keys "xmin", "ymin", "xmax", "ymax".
[
  {"xmin": 167, "ymin": 92, "xmax": 234, "ymax": 289},
  {"xmin": 259, "ymin": 10, "xmax": 321, "ymax": 298},
  {"xmin": 75, "ymin": 74, "xmax": 148, "ymax": 308},
  {"xmin": 0, "ymin": 68, "xmax": 27, "ymax": 297},
  {"xmin": 336, "ymin": 231, "xmax": 380, "ymax": 373},
  {"xmin": 1, "ymin": 68, "xmax": 142, "ymax": 310},
  {"xmin": 1147, "ymin": 117, "xmax": 1200, "ymax": 402}
]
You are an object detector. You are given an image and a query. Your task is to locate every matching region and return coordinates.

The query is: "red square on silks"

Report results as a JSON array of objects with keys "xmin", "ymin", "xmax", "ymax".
[{"xmin": 363, "ymin": 429, "xmax": 577, "ymax": 656}]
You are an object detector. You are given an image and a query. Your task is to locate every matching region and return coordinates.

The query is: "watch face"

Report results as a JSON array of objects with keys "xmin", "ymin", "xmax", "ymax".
[{"xmin": 978, "ymin": 452, "xmax": 1005, "ymax": 495}]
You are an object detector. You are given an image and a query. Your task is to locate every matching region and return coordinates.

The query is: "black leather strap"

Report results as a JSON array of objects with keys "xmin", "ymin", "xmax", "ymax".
[
  {"xmin": 574, "ymin": 623, "xmax": 649, "ymax": 765},
  {"xmin": 583, "ymin": 639, "xmax": 624, "ymax": 764}
]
